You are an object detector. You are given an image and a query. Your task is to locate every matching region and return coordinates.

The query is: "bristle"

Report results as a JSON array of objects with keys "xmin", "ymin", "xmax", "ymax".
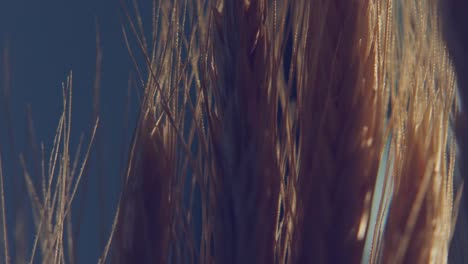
[
  {"xmin": 113, "ymin": 1, "xmax": 205, "ymax": 262},
  {"xmin": 0, "ymin": 154, "xmax": 10, "ymax": 264},
  {"xmin": 114, "ymin": 113, "xmax": 173, "ymax": 263},
  {"xmin": 280, "ymin": 1, "xmax": 387, "ymax": 263},
  {"xmin": 439, "ymin": 0, "xmax": 468, "ymax": 261},
  {"xmin": 205, "ymin": 1, "xmax": 280, "ymax": 262},
  {"xmin": 10, "ymin": 73, "xmax": 100, "ymax": 264},
  {"xmin": 114, "ymin": 0, "xmax": 457, "ymax": 263},
  {"xmin": 380, "ymin": 1, "xmax": 457, "ymax": 263}
]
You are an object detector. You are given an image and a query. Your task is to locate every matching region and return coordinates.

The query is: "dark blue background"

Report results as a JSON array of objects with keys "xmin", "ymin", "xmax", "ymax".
[{"xmin": 0, "ymin": 0, "xmax": 143, "ymax": 262}]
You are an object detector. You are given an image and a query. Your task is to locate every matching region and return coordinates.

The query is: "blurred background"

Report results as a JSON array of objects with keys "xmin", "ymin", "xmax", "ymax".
[{"xmin": 0, "ymin": 0, "xmax": 145, "ymax": 262}]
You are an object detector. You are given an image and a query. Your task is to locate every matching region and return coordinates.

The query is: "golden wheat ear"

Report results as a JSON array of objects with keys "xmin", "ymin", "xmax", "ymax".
[
  {"xmin": 376, "ymin": 1, "xmax": 458, "ymax": 263},
  {"xmin": 277, "ymin": 1, "xmax": 387, "ymax": 263},
  {"xmin": 110, "ymin": 0, "xmax": 209, "ymax": 262},
  {"xmin": 103, "ymin": 0, "xmax": 459, "ymax": 263}
]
